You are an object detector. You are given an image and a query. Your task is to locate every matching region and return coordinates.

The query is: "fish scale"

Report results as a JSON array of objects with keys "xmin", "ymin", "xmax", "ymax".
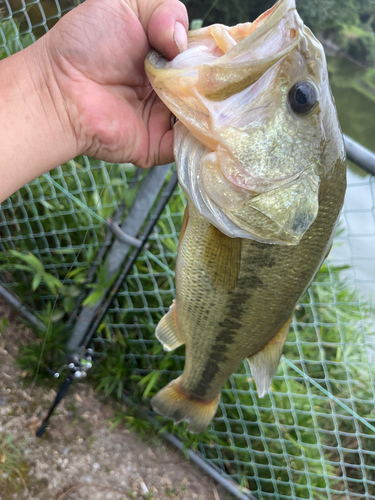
[{"xmin": 176, "ymin": 163, "xmax": 345, "ymax": 401}]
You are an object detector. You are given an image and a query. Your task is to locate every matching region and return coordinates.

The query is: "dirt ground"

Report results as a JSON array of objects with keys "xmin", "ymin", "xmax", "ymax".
[{"xmin": 0, "ymin": 299, "xmax": 234, "ymax": 500}]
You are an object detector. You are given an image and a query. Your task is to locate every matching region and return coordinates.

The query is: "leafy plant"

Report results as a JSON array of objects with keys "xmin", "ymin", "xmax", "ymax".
[
  {"xmin": 81, "ymin": 261, "xmax": 119, "ymax": 308},
  {"xmin": 107, "ymin": 406, "xmax": 153, "ymax": 438},
  {"xmin": 347, "ymin": 33, "xmax": 375, "ymax": 66},
  {"xmin": 92, "ymin": 344, "xmax": 132, "ymax": 399},
  {"xmin": 0, "ymin": 18, "xmax": 33, "ymax": 59},
  {"xmin": 0, "ymin": 251, "xmax": 62, "ymax": 294},
  {"xmin": 0, "ymin": 317, "xmax": 9, "ymax": 334},
  {"xmin": 16, "ymin": 303, "xmax": 69, "ymax": 384}
]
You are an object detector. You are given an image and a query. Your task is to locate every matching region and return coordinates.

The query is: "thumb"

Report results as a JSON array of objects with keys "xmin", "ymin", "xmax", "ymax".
[{"xmin": 139, "ymin": 0, "xmax": 189, "ymax": 60}]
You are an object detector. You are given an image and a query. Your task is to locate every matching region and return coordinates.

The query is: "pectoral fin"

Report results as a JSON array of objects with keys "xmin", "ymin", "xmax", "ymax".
[
  {"xmin": 247, "ymin": 314, "xmax": 293, "ymax": 397},
  {"xmin": 203, "ymin": 225, "xmax": 241, "ymax": 291},
  {"xmin": 155, "ymin": 300, "xmax": 184, "ymax": 351}
]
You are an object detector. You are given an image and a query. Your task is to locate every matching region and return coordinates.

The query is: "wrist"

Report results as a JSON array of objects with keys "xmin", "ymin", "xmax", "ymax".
[{"xmin": 30, "ymin": 38, "xmax": 78, "ymax": 148}]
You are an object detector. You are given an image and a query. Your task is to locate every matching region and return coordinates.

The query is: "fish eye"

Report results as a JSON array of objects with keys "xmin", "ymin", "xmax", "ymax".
[{"xmin": 289, "ymin": 81, "xmax": 317, "ymax": 114}]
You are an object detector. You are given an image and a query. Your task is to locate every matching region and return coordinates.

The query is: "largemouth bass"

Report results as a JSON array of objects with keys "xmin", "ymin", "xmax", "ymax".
[{"xmin": 145, "ymin": 0, "xmax": 346, "ymax": 433}]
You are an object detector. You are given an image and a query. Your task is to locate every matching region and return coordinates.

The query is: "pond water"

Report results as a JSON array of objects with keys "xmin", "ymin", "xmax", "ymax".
[
  {"xmin": 327, "ymin": 56, "xmax": 375, "ymax": 154},
  {"xmin": 326, "ymin": 56, "xmax": 375, "ymax": 302}
]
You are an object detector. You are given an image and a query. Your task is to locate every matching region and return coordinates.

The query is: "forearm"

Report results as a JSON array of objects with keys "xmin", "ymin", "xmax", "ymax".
[{"xmin": 0, "ymin": 39, "xmax": 78, "ymax": 203}]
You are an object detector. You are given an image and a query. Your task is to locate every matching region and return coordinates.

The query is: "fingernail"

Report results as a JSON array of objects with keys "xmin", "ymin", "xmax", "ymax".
[{"xmin": 174, "ymin": 21, "xmax": 187, "ymax": 53}]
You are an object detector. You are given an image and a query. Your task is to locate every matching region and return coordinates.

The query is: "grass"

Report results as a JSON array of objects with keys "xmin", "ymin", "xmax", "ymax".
[
  {"xmin": 0, "ymin": 433, "xmax": 30, "ymax": 495},
  {"xmin": 342, "ymin": 24, "xmax": 372, "ymax": 39}
]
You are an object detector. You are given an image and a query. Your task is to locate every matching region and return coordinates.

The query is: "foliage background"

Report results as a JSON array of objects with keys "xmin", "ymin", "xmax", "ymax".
[{"xmin": 181, "ymin": 0, "xmax": 375, "ymax": 66}]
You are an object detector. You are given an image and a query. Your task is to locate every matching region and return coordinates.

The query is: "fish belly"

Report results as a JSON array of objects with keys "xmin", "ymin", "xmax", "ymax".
[{"xmin": 176, "ymin": 204, "xmax": 296, "ymax": 401}]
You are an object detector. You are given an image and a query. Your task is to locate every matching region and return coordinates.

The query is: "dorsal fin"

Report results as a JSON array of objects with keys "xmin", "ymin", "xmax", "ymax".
[
  {"xmin": 247, "ymin": 314, "xmax": 293, "ymax": 397},
  {"xmin": 155, "ymin": 300, "xmax": 184, "ymax": 351}
]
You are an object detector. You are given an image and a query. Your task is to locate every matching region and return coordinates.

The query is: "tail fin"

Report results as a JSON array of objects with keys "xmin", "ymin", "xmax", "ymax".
[{"xmin": 151, "ymin": 376, "xmax": 220, "ymax": 434}]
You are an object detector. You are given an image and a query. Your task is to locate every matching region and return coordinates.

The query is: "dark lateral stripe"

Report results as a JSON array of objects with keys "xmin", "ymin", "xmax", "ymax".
[{"xmin": 189, "ymin": 242, "xmax": 276, "ymax": 398}]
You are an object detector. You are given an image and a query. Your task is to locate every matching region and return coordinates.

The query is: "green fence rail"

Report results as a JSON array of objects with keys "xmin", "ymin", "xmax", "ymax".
[{"xmin": 1, "ymin": 2, "xmax": 375, "ymax": 499}]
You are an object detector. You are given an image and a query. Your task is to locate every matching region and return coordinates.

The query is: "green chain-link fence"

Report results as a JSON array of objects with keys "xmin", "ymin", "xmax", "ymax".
[{"xmin": 1, "ymin": 2, "xmax": 375, "ymax": 499}]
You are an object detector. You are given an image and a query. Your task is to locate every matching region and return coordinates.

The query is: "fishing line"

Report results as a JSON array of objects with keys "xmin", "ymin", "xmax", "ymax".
[
  {"xmin": 201, "ymin": 0, "xmax": 221, "ymax": 24},
  {"xmin": 32, "ymin": 85, "xmax": 156, "ymax": 388},
  {"xmin": 282, "ymin": 356, "xmax": 375, "ymax": 434}
]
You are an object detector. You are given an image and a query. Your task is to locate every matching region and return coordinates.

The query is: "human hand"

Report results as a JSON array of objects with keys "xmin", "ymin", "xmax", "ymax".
[
  {"xmin": 44, "ymin": 0, "xmax": 188, "ymax": 167},
  {"xmin": 0, "ymin": 0, "xmax": 188, "ymax": 202}
]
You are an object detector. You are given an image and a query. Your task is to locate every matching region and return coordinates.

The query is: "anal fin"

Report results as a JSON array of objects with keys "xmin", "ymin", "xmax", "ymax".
[
  {"xmin": 155, "ymin": 300, "xmax": 184, "ymax": 351},
  {"xmin": 247, "ymin": 314, "xmax": 293, "ymax": 398},
  {"xmin": 151, "ymin": 376, "xmax": 220, "ymax": 434}
]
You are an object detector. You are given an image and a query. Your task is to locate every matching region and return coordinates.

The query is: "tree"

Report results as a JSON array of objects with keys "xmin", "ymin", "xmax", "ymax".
[
  {"xmin": 181, "ymin": 0, "xmax": 361, "ymax": 33},
  {"xmin": 296, "ymin": 0, "xmax": 359, "ymax": 32},
  {"xmin": 181, "ymin": 0, "xmax": 273, "ymax": 27},
  {"xmin": 347, "ymin": 33, "xmax": 375, "ymax": 66}
]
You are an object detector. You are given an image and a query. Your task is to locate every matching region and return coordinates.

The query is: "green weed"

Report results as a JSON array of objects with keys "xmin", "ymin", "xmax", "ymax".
[
  {"xmin": 0, "ymin": 250, "xmax": 62, "ymax": 294},
  {"xmin": 0, "ymin": 317, "xmax": 9, "ymax": 334},
  {"xmin": 0, "ymin": 433, "xmax": 29, "ymax": 495},
  {"xmin": 16, "ymin": 304, "xmax": 69, "ymax": 384},
  {"xmin": 0, "ymin": 18, "xmax": 33, "ymax": 59},
  {"xmin": 81, "ymin": 261, "xmax": 119, "ymax": 308}
]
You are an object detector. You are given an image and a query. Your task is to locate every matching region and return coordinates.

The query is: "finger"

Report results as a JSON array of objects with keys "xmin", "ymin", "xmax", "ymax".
[
  {"xmin": 127, "ymin": 93, "xmax": 174, "ymax": 168},
  {"xmin": 157, "ymin": 129, "xmax": 175, "ymax": 166},
  {"xmin": 146, "ymin": 95, "xmax": 175, "ymax": 166},
  {"xmin": 137, "ymin": 0, "xmax": 189, "ymax": 59}
]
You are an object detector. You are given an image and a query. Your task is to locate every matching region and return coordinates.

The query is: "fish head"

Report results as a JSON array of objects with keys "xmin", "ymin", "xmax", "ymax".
[{"xmin": 145, "ymin": 0, "xmax": 346, "ymax": 244}]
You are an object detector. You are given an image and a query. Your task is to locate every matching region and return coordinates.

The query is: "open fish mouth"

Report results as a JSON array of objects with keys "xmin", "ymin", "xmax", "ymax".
[
  {"xmin": 146, "ymin": 0, "xmax": 301, "ymax": 98},
  {"xmin": 190, "ymin": 0, "xmax": 302, "ymax": 101},
  {"xmin": 145, "ymin": 0, "xmax": 328, "ymax": 245},
  {"xmin": 145, "ymin": 0, "xmax": 302, "ymax": 138}
]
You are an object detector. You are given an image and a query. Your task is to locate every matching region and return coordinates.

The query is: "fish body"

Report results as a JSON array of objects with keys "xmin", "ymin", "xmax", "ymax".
[{"xmin": 145, "ymin": 0, "xmax": 346, "ymax": 433}]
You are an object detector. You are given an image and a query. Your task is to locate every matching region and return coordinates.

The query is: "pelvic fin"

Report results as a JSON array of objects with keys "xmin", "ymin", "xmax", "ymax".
[{"xmin": 247, "ymin": 314, "xmax": 293, "ymax": 397}]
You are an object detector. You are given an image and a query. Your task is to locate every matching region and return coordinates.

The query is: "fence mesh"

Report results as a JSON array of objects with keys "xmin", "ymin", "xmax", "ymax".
[{"xmin": 1, "ymin": 2, "xmax": 375, "ymax": 499}]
